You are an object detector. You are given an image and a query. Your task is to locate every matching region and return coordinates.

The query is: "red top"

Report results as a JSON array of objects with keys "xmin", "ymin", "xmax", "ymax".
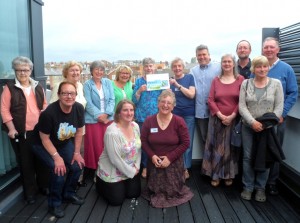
[
  {"xmin": 141, "ymin": 114, "xmax": 190, "ymax": 163},
  {"xmin": 208, "ymin": 76, "xmax": 244, "ymax": 116}
]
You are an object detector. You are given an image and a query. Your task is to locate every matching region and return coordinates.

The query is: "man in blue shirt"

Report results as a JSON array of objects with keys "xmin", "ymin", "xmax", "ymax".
[
  {"xmin": 190, "ymin": 45, "xmax": 221, "ymax": 154},
  {"xmin": 263, "ymin": 37, "xmax": 298, "ymax": 195}
]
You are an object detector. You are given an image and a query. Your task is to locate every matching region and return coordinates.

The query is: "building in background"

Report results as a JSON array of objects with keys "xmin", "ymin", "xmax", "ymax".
[{"xmin": 0, "ymin": 0, "xmax": 45, "ymax": 212}]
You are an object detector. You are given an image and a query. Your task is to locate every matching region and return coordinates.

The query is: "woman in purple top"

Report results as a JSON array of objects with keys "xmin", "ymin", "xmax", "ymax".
[
  {"xmin": 169, "ymin": 57, "xmax": 195, "ymax": 180},
  {"xmin": 141, "ymin": 90, "xmax": 193, "ymax": 208},
  {"xmin": 202, "ymin": 54, "xmax": 244, "ymax": 187}
]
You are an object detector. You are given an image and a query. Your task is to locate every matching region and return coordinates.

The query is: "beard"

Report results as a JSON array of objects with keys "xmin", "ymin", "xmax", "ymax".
[{"xmin": 238, "ymin": 54, "xmax": 249, "ymax": 60}]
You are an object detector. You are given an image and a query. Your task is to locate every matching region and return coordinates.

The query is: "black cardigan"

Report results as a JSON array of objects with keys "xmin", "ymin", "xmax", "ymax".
[{"xmin": 252, "ymin": 113, "xmax": 285, "ymax": 171}]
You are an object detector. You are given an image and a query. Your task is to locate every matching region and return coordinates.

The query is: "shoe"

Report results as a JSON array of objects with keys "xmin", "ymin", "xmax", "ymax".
[
  {"xmin": 27, "ymin": 195, "xmax": 36, "ymax": 205},
  {"xmin": 49, "ymin": 206, "xmax": 64, "ymax": 218},
  {"xmin": 241, "ymin": 190, "xmax": 252, "ymax": 200},
  {"xmin": 255, "ymin": 189, "xmax": 266, "ymax": 202},
  {"xmin": 211, "ymin": 180, "xmax": 220, "ymax": 187},
  {"xmin": 268, "ymin": 184, "xmax": 279, "ymax": 195},
  {"xmin": 225, "ymin": 179, "xmax": 233, "ymax": 186},
  {"xmin": 184, "ymin": 169, "xmax": 190, "ymax": 180},
  {"xmin": 64, "ymin": 194, "xmax": 85, "ymax": 205},
  {"xmin": 141, "ymin": 168, "xmax": 147, "ymax": 179},
  {"xmin": 77, "ymin": 181, "xmax": 87, "ymax": 187},
  {"xmin": 39, "ymin": 187, "xmax": 49, "ymax": 196}
]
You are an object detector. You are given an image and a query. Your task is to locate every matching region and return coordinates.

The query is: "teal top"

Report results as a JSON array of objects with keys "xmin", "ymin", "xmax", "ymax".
[{"xmin": 113, "ymin": 81, "xmax": 133, "ymax": 110}]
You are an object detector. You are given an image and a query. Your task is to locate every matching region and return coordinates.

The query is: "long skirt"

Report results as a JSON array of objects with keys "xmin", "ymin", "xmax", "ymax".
[
  {"xmin": 84, "ymin": 122, "xmax": 111, "ymax": 169},
  {"xmin": 142, "ymin": 156, "xmax": 194, "ymax": 208},
  {"xmin": 201, "ymin": 115, "xmax": 239, "ymax": 180}
]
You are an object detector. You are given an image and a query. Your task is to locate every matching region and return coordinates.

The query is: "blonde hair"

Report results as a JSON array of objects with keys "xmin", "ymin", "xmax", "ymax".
[
  {"xmin": 250, "ymin": 56, "xmax": 269, "ymax": 73},
  {"xmin": 62, "ymin": 61, "xmax": 83, "ymax": 78},
  {"xmin": 115, "ymin": 65, "xmax": 132, "ymax": 81}
]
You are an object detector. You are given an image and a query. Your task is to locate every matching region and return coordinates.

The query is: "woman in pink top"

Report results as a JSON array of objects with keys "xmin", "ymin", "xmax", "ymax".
[
  {"xmin": 0, "ymin": 56, "xmax": 48, "ymax": 204},
  {"xmin": 201, "ymin": 54, "xmax": 244, "ymax": 187}
]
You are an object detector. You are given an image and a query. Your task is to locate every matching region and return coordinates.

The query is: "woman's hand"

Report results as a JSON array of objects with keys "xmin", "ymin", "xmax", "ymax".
[
  {"xmin": 216, "ymin": 111, "xmax": 226, "ymax": 121},
  {"xmin": 97, "ymin": 114, "xmax": 109, "ymax": 123},
  {"xmin": 169, "ymin": 78, "xmax": 177, "ymax": 86},
  {"xmin": 53, "ymin": 155, "xmax": 67, "ymax": 176},
  {"xmin": 8, "ymin": 129, "xmax": 18, "ymax": 139},
  {"xmin": 158, "ymin": 156, "xmax": 170, "ymax": 168},
  {"xmin": 151, "ymin": 155, "xmax": 162, "ymax": 168},
  {"xmin": 72, "ymin": 153, "xmax": 85, "ymax": 169},
  {"xmin": 222, "ymin": 113, "xmax": 236, "ymax": 126},
  {"xmin": 134, "ymin": 165, "xmax": 139, "ymax": 176},
  {"xmin": 252, "ymin": 120, "xmax": 264, "ymax": 132}
]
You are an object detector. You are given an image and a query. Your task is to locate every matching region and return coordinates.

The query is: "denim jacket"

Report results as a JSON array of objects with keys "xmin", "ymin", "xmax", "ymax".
[{"xmin": 84, "ymin": 78, "xmax": 115, "ymax": 123}]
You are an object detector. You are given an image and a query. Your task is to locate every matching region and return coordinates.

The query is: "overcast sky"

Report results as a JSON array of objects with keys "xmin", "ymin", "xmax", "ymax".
[{"xmin": 42, "ymin": 0, "xmax": 299, "ymax": 63}]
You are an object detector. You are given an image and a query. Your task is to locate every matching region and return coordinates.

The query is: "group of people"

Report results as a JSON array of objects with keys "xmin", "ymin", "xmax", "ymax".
[
  {"xmin": 192, "ymin": 38, "xmax": 297, "ymax": 203},
  {"xmin": 0, "ymin": 36, "xmax": 298, "ymax": 218}
]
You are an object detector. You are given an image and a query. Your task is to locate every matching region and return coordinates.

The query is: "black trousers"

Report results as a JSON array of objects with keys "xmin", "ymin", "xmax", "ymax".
[
  {"xmin": 95, "ymin": 174, "xmax": 141, "ymax": 206},
  {"xmin": 10, "ymin": 131, "xmax": 49, "ymax": 198}
]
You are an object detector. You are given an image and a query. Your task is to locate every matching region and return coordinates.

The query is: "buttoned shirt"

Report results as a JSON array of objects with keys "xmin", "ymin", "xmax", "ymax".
[{"xmin": 190, "ymin": 62, "xmax": 221, "ymax": 118}]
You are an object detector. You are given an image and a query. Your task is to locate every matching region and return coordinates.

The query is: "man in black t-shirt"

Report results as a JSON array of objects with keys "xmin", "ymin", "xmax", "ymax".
[
  {"xmin": 236, "ymin": 40, "xmax": 252, "ymax": 79},
  {"xmin": 32, "ymin": 81, "xmax": 85, "ymax": 218}
]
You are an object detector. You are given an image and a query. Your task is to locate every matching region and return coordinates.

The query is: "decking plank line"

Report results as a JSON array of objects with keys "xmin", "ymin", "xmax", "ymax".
[
  {"xmin": 186, "ymin": 174, "xmax": 211, "ymax": 223},
  {"xmin": 1, "ymin": 165, "xmax": 300, "ymax": 223},
  {"xmin": 162, "ymin": 206, "xmax": 179, "ymax": 223},
  {"xmin": 193, "ymin": 170, "xmax": 225, "ymax": 223}
]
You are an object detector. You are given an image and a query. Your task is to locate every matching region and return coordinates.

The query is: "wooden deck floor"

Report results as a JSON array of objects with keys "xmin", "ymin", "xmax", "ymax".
[{"xmin": 1, "ymin": 164, "xmax": 300, "ymax": 223}]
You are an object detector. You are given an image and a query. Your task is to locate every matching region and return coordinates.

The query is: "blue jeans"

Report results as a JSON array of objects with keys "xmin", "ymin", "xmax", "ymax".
[
  {"xmin": 32, "ymin": 140, "xmax": 82, "ymax": 208},
  {"xmin": 242, "ymin": 124, "xmax": 269, "ymax": 192},
  {"xmin": 137, "ymin": 122, "xmax": 148, "ymax": 168},
  {"xmin": 183, "ymin": 116, "xmax": 195, "ymax": 169}
]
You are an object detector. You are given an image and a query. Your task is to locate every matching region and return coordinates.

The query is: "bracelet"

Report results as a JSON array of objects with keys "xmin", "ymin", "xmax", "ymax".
[
  {"xmin": 74, "ymin": 152, "xmax": 80, "ymax": 155},
  {"xmin": 136, "ymin": 92, "xmax": 141, "ymax": 97},
  {"xmin": 178, "ymin": 85, "xmax": 182, "ymax": 90},
  {"xmin": 52, "ymin": 152, "xmax": 58, "ymax": 157}
]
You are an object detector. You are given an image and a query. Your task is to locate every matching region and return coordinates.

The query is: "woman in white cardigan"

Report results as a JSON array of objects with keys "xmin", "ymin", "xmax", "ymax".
[{"xmin": 95, "ymin": 99, "xmax": 141, "ymax": 205}]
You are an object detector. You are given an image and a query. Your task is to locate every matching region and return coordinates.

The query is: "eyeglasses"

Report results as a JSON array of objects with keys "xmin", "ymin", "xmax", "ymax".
[
  {"xmin": 159, "ymin": 100, "xmax": 173, "ymax": 105},
  {"xmin": 15, "ymin": 69, "xmax": 31, "ymax": 73},
  {"xmin": 60, "ymin": 92, "xmax": 77, "ymax": 97}
]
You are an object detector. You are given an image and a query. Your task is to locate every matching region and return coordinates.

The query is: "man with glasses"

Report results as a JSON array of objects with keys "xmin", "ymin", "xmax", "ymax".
[{"xmin": 32, "ymin": 81, "xmax": 85, "ymax": 218}]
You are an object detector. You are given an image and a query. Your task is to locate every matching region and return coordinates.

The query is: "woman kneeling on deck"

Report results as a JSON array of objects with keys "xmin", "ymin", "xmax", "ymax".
[
  {"xmin": 141, "ymin": 90, "xmax": 194, "ymax": 208},
  {"xmin": 95, "ymin": 99, "xmax": 141, "ymax": 205}
]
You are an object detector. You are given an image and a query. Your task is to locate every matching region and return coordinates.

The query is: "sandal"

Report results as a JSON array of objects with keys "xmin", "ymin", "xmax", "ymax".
[
  {"xmin": 211, "ymin": 180, "xmax": 220, "ymax": 187},
  {"xmin": 225, "ymin": 179, "xmax": 233, "ymax": 186}
]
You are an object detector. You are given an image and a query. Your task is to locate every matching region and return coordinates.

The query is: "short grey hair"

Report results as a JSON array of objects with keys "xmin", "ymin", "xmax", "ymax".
[
  {"xmin": 142, "ymin": 57, "xmax": 155, "ymax": 66},
  {"xmin": 171, "ymin": 57, "xmax": 185, "ymax": 68},
  {"xmin": 12, "ymin": 56, "xmax": 33, "ymax": 70},
  {"xmin": 263, "ymin": 37, "xmax": 280, "ymax": 47},
  {"xmin": 90, "ymin": 60, "xmax": 105, "ymax": 74},
  {"xmin": 195, "ymin": 44, "xmax": 209, "ymax": 54},
  {"xmin": 158, "ymin": 90, "xmax": 176, "ymax": 106}
]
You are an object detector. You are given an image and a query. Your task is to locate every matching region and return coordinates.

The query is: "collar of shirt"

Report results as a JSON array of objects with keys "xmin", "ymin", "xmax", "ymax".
[{"xmin": 270, "ymin": 58, "xmax": 280, "ymax": 69}]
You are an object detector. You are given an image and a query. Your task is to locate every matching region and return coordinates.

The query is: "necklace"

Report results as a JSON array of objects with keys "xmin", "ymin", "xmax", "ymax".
[{"xmin": 157, "ymin": 114, "xmax": 172, "ymax": 128}]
